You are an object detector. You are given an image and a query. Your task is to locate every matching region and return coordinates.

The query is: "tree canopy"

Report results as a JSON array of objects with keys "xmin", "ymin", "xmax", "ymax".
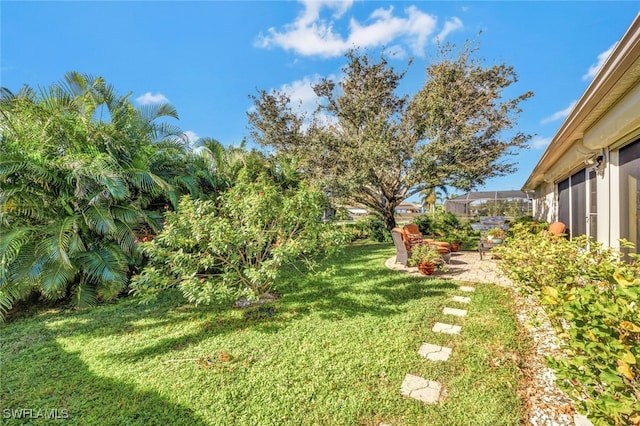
[{"xmin": 248, "ymin": 43, "xmax": 533, "ymax": 230}]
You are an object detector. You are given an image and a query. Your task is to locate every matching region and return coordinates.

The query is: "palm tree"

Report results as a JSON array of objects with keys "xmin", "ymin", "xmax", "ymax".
[
  {"xmin": 0, "ymin": 73, "xmax": 182, "ymax": 318},
  {"xmin": 419, "ymin": 185, "xmax": 448, "ymax": 217}
]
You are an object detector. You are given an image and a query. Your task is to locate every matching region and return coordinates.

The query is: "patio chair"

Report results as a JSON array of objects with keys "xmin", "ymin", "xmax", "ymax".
[
  {"xmin": 401, "ymin": 224, "xmax": 451, "ymax": 263},
  {"xmin": 401, "ymin": 223, "xmax": 425, "ymax": 250},
  {"xmin": 391, "ymin": 228, "xmax": 411, "ymax": 266}
]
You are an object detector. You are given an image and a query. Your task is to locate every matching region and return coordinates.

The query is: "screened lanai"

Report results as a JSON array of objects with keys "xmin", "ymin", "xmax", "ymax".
[{"xmin": 444, "ymin": 190, "xmax": 533, "ymax": 217}]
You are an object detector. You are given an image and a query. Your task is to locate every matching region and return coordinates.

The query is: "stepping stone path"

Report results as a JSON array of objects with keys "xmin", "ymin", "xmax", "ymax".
[
  {"xmin": 401, "ymin": 285, "xmax": 477, "ymax": 404},
  {"xmin": 400, "ymin": 374, "xmax": 442, "ymax": 404},
  {"xmin": 432, "ymin": 322, "xmax": 461, "ymax": 335},
  {"xmin": 418, "ymin": 343, "xmax": 452, "ymax": 361},
  {"xmin": 443, "ymin": 307, "xmax": 467, "ymax": 317},
  {"xmin": 451, "ymin": 295, "xmax": 471, "ymax": 304}
]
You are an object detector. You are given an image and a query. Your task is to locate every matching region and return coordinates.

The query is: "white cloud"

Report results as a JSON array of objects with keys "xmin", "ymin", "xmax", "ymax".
[
  {"xmin": 255, "ymin": 2, "xmax": 459, "ymax": 58},
  {"xmin": 136, "ymin": 92, "xmax": 169, "ymax": 105},
  {"xmin": 280, "ymin": 74, "xmax": 324, "ymax": 116},
  {"xmin": 435, "ymin": 17, "xmax": 463, "ymax": 42},
  {"xmin": 582, "ymin": 43, "xmax": 617, "ymax": 81},
  {"xmin": 183, "ymin": 130, "xmax": 201, "ymax": 145},
  {"xmin": 277, "ymin": 74, "xmax": 342, "ymax": 128},
  {"xmin": 531, "ymin": 136, "xmax": 551, "ymax": 149},
  {"xmin": 541, "ymin": 100, "xmax": 577, "ymax": 124}
]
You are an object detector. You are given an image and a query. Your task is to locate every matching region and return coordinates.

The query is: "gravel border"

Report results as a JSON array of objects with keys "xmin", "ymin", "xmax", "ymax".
[{"xmin": 507, "ymin": 285, "xmax": 593, "ymax": 426}]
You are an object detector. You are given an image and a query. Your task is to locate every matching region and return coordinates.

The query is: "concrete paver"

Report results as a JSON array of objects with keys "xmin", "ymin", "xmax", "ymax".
[
  {"xmin": 418, "ymin": 343, "xmax": 452, "ymax": 361},
  {"xmin": 443, "ymin": 307, "xmax": 467, "ymax": 317},
  {"xmin": 400, "ymin": 374, "xmax": 442, "ymax": 403},
  {"xmin": 384, "ymin": 251, "xmax": 513, "ymax": 287},
  {"xmin": 432, "ymin": 322, "xmax": 461, "ymax": 335},
  {"xmin": 451, "ymin": 295, "xmax": 471, "ymax": 304},
  {"xmin": 458, "ymin": 285, "xmax": 476, "ymax": 292}
]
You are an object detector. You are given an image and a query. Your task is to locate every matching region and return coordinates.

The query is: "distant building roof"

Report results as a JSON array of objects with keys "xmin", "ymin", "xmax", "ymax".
[{"xmin": 445, "ymin": 190, "xmax": 533, "ymax": 203}]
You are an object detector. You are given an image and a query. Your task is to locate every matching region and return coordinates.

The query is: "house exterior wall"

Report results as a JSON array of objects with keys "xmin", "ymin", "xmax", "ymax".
[
  {"xmin": 523, "ymin": 14, "xmax": 640, "ymax": 253},
  {"xmin": 528, "ymin": 128, "xmax": 639, "ymax": 250}
]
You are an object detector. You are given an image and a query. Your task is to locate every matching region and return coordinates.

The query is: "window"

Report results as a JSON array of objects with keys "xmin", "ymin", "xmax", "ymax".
[
  {"xmin": 557, "ymin": 168, "xmax": 591, "ymax": 238},
  {"xmin": 620, "ymin": 138, "xmax": 640, "ymax": 255},
  {"xmin": 558, "ymin": 178, "xmax": 570, "ymax": 234}
]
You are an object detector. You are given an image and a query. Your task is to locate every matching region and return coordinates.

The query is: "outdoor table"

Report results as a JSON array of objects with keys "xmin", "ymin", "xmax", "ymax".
[{"xmin": 478, "ymin": 238, "xmax": 502, "ymax": 260}]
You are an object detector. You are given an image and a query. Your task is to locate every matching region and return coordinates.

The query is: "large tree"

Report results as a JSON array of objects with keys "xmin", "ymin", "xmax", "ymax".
[{"xmin": 248, "ymin": 43, "xmax": 533, "ymax": 230}]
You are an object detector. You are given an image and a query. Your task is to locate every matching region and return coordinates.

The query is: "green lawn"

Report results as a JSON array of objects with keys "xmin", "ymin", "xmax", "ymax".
[{"xmin": 1, "ymin": 243, "xmax": 529, "ymax": 425}]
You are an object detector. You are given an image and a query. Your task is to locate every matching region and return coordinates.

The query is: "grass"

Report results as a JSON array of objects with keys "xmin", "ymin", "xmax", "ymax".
[{"xmin": 1, "ymin": 243, "xmax": 529, "ymax": 425}]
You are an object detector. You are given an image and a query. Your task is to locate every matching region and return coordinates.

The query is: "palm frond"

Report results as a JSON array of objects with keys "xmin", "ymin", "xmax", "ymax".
[
  {"xmin": 69, "ymin": 227, "xmax": 87, "ymax": 255},
  {"xmin": 9, "ymin": 240, "xmax": 41, "ymax": 283},
  {"xmin": 76, "ymin": 245, "xmax": 128, "ymax": 288},
  {"xmin": 74, "ymin": 282, "xmax": 98, "ymax": 308},
  {"xmin": 112, "ymin": 221, "xmax": 137, "ymax": 256},
  {"xmin": 124, "ymin": 169, "xmax": 171, "ymax": 194},
  {"xmin": 39, "ymin": 261, "xmax": 77, "ymax": 300},
  {"xmin": 37, "ymin": 216, "xmax": 76, "ymax": 266},
  {"xmin": 171, "ymin": 175, "xmax": 198, "ymax": 196},
  {"xmin": 96, "ymin": 279, "xmax": 126, "ymax": 301},
  {"xmin": 0, "ymin": 226, "xmax": 34, "ymax": 265},
  {"xmin": 138, "ymin": 209, "xmax": 164, "ymax": 233},
  {"xmin": 83, "ymin": 205, "xmax": 117, "ymax": 234},
  {"xmin": 138, "ymin": 103, "xmax": 179, "ymax": 122},
  {"xmin": 110, "ymin": 205, "xmax": 142, "ymax": 224},
  {"xmin": 0, "ymin": 281, "xmax": 35, "ymax": 321}
]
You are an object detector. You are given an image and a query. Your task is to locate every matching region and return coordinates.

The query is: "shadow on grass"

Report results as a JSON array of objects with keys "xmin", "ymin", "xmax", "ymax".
[
  {"xmin": 15, "ymin": 243, "xmax": 457, "ymax": 364},
  {"xmin": 1, "ymin": 320, "xmax": 208, "ymax": 426}
]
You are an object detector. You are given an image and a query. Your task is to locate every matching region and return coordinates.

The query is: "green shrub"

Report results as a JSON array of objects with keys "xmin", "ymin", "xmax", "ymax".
[
  {"xmin": 131, "ymin": 174, "xmax": 348, "ymax": 305},
  {"xmin": 413, "ymin": 215, "xmax": 435, "ymax": 235},
  {"xmin": 413, "ymin": 212, "xmax": 468, "ymax": 238},
  {"xmin": 545, "ymin": 266, "xmax": 639, "ymax": 425},
  {"xmin": 493, "ymin": 223, "xmax": 580, "ymax": 291},
  {"xmin": 509, "ymin": 215, "xmax": 548, "ymax": 234},
  {"xmin": 355, "ymin": 214, "xmax": 390, "ymax": 242},
  {"xmin": 495, "ymin": 225, "xmax": 640, "ymax": 424}
]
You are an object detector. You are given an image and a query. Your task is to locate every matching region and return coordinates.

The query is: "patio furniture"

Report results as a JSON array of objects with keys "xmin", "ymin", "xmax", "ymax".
[
  {"xmin": 401, "ymin": 224, "xmax": 451, "ymax": 263},
  {"xmin": 391, "ymin": 228, "xmax": 411, "ymax": 266},
  {"xmin": 478, "ymin": 237, "xmax": 502, "ymax": 260}
]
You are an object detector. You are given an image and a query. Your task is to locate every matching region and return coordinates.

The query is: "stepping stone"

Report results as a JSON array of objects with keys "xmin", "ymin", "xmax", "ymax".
[
  {"xmin": 400, "ymin": 374, "xmax": 442, "ymax": 403},
  {"xmin": 432, "ymin": 322, "xmax": 461, "ymax": 335},
  {"xmin": 451, "ymin": 295, "xmax": 471, "ymax": 304},
  {"xmin": 418, "ymin": 343, "xmax": 452, "ymax": 361},
  {"xmin": 458, "ymin": 285, "xmax": 476, "ymax": 292},
  {"xmin": 574, "ymin": 414, "xmax": 594, "ymax": 426},
  {"xmin": 443, "ymin": 307, "xmax": 467, "ymax": 317}
]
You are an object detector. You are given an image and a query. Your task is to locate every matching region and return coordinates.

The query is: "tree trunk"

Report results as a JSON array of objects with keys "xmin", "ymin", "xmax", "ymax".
[{"xmin": 382, "ymin": 204, "xmax": 397, "ymax": 231}]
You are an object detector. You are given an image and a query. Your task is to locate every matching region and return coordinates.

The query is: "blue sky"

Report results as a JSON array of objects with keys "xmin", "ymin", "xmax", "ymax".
[{"xmin": 2, "ymin": 1, "xmax": 639, "ymax": 197}]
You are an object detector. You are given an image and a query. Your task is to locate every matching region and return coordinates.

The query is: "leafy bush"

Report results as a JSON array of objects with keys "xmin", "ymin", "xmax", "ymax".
[
  {"xmin": 355, "ymin": 214, "xmax": 390, "ymax": 242},
  {"xmin": 493, "ymin": 223, "xmax": 580, "ymax": 291},
  {"xmin": 545, "ymin": 266, "xmax": 639, "ymax": 425},
  {"xmin": 413, "ymin": 215, "xmax": 435, "ymax": 235},
  {"xmin": 413, "ymin": 212, "xmax": 473, "ymax": 246},
  {"xmin": 509, "ymin": 215, "xmax": 548, "ymax": 234},
  {"xmin": 131, "ymin": 174, "xmax": 348, "ymax": 305},
  {"xmin": 495, "ymin": 225, "xmax": 640, "ymax": 424}
]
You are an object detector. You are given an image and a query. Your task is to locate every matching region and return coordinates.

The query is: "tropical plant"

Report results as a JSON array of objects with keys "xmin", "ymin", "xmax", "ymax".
[
  {"xmin": 0, "ymin": 72, "xmax": 183, "ymax": 318},
  {"xmin": 407, "ymin": 244, "xmax": 445, "ymax": 268},
  {"xmin": 354, "ymin": 213, "xmax": 390, "ymax": 242},
  {"xmin": 486, "ymin": 227, "xmax": 505, "ymax": 239}
]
